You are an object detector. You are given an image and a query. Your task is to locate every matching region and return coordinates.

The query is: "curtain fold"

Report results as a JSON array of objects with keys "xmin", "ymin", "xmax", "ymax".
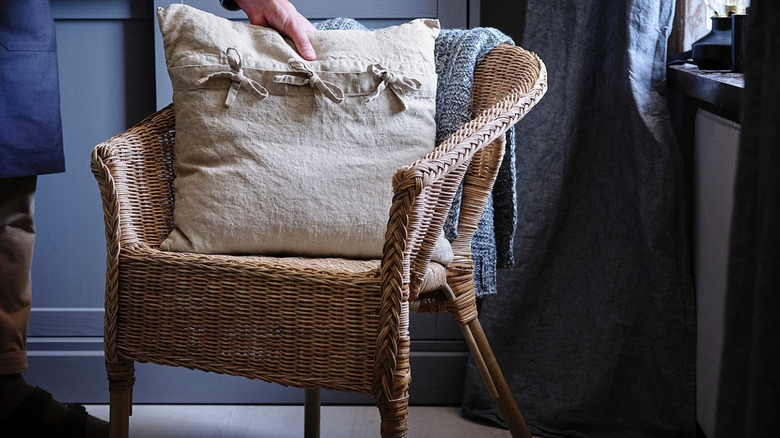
[
  {"xmin": 462, "ymin": 1, "xmax": 697, "ymax": 436},
  {"xmin": 715, "ymin": 0, "xmax": 780, "ymax": 436}
]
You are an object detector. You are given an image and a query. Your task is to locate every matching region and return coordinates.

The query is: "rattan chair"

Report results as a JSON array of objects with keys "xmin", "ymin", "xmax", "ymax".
[{"xmin": 91, "ymin": 44, "xmax": 547, "ymax": 438}]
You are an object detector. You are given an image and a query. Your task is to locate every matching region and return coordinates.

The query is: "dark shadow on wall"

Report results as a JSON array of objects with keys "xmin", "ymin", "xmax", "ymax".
[
  {"xmin": 480, "ymin": 0, "xmax": 526, "ymax": 42},
  {"xmin": 123, "ymin": 1, "xmax": 157, "ymax": 129}
]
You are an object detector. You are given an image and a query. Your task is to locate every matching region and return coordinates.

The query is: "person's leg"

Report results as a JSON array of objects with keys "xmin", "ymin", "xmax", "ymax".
[
  {"xmin": 0, "ymin": 176, "xmax": 35, "ymax": 371},
  {"xmin": 0, "ymin": 176, "xmax": 37, "ymax": 417},
  {"xmin": 0, "ymin": 176, "xmax": 108, "ymax": 437}
]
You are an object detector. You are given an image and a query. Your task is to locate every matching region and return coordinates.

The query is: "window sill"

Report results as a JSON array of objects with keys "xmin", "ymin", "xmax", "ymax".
[{"xmin": 667, "ymin": 64, "xmax": 744, "ymax": 123}]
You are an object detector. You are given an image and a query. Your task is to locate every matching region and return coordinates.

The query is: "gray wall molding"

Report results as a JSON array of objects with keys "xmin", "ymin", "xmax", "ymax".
[
  {"xmin": 28, "ymin": 308, "xmax": 104, "ymax": 337},
  {"xmin": 25, "ymin": 338, "xmax": 468, "ymax": 405}
]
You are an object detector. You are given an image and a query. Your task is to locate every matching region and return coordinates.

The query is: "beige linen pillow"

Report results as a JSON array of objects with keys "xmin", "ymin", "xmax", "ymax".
[{"xmin": 156, "ymin": 4, "xmax": 451, "ymax": 262}]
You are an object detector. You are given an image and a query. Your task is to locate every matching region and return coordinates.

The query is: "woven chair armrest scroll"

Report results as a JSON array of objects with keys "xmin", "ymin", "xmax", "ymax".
[
  {"xmin": 90, "ymin": 105, "xmax": 177, "ymax": 252},
  {"xmin": 382, "ymin": 48, "xmax": 547, "ymax": 304},
  {"xmin": 372, "ymin": 103, "xmax": 534, "ymax": 402},
  {"xmin": 450, "ymin": 45, "xmax": 548, "ymax": 270},
  {"xmin": 384, "ymin": 117, "xmax": 511, "ymax": 304},
  {"xmin": 91, "ymin": 142, "xmax": 123, "ymax": 265},
  {"xmin": 91, "ymin": 142, "xmax": 124, "ymax": 364},
  {"xmin": 372, "ymin": 45, "xmax": 546, "ymax": 405},
  {"xmin": 453, "ymin": 46, "xmax": 550, "ymax": 285}
]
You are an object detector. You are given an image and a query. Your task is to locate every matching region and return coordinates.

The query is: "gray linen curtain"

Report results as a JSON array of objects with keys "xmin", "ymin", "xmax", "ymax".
[
  {"xmin": 715, "ymin": 0, "xmax": 780, "ymax": 436},
  {"xmin": 461, "ymin": 1, "xmax": 697, "ymax": 437}
]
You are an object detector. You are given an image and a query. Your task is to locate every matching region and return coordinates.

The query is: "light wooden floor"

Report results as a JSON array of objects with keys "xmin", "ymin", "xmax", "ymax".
[{"xmin": 83, "ymin": 405, "xmax": 520, "ymax": 438}]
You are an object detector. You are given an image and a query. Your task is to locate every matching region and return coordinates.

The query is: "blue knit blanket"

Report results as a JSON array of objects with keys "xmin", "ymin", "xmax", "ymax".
[{"xmin": 316, "ymin": 19, "xmax": 516, "ymax": 296}]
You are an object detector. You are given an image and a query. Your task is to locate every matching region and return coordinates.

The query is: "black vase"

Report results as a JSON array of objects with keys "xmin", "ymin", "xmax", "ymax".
[{"xmin": 692, "ymin": 16, "xmax": 733, "ymax": 70}]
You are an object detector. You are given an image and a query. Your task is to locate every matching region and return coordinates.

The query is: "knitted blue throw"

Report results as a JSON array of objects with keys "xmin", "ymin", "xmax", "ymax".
[{"xmin": 316, "ymin": 19, "xmax": 517, "ymax": 296}]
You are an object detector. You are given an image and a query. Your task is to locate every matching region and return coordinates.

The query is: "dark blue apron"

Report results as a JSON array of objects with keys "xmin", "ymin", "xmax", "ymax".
[{"xmin": 0, "ymin": 0, "xmax": 65, "ymax": 177}]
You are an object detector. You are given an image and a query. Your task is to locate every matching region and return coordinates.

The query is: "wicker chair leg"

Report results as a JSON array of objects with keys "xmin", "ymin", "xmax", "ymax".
[
  {"xmin": 462, "ymin": 319, "xmax": 531, "ymax": 438},
  {"xmin": 304, "ymin": 388, "xmax": 321, "ymax": 438},
  {"xmin": 376, "ymin": 395, "xmax": 409, "ymax": 438},
  {"xmin": 106, "ymin": 360, "xmax": 135, "ymax": 438}
]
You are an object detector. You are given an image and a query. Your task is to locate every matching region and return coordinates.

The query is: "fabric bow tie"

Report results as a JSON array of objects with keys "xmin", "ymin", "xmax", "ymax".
[
  {"xmin": 199, "ymin": 47, "xmax": 269, "ymax": 107},
  {"xmin": 274, "ymin": 59, "xmax": 345, "ymax": 106},
  {"xmin": 363, "ymin": 63, "xmax": 422, "ymax": 110}
]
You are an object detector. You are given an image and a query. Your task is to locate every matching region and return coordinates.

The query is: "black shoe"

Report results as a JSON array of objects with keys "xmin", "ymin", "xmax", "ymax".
[{"xmin": 0, "ymin": 386, "xmax": 108, "ymax": 438}]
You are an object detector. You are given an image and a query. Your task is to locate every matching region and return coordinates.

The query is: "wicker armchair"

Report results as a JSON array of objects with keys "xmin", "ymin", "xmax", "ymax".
[{"xmin": 91, "ymin": 44, "xmax": 547, "ymax": 438}]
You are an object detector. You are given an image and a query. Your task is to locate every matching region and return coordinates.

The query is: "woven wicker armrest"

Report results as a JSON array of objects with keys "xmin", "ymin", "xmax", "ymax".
[
  {"xmin": 91, "ymin": 106, "xmax": 177, "ymax": 254},
  {"xmin": 382, "ymin": 44, "xmax": 547, "ymax": 303}
]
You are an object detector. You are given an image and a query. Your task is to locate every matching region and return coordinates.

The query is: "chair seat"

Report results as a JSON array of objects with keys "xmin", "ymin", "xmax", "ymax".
[
  {"xmin": 115, "ymin": 245, "xmax": 382, "ymax": 392},
  {"xmin": 419, "ymin": 262, "xmax": 448, "ymax": 294},
  {"xmin": 112, "ymin": 245, "xmax": 448, "ymax": 393},
  {"xmin": 122, "ymin": 243, "xmax": 448, "ymax": 292}
]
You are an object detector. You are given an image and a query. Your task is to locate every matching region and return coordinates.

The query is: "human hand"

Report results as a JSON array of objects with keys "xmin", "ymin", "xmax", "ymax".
[{"xmin": 234, "ymin": 0, "xmax": 317, "ymax": 60}]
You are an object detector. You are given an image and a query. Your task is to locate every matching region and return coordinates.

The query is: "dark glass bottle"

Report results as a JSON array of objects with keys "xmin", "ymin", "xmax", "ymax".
[{"xmin": 692, "ymin": 16, "xmax": 733, "ymax": 70}]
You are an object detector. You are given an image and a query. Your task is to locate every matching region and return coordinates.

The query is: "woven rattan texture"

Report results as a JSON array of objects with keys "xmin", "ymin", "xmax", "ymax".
[
  {"xmin": 91, "ymin": 44, "xmax": 547, "ymax": 438},
  {"xmin": 117, "ymin": 252, "xmax": 381, "ymax": 392}
]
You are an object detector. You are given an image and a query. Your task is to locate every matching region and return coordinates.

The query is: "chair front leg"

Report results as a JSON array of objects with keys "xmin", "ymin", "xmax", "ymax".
[
  {"xmin": 106, "ymin": 360, "xmax": 135, "ymax": 438},
  {"xmin": 377, "ymin": 394, "xmax": 410, "ymax": 438},
  {"xmin": 375, "ymin": 326, "xmax": 412, "ymax": 438}
]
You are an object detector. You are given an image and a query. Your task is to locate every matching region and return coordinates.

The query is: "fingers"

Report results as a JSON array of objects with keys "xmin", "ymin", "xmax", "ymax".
[
  {"xmin": 234, "ymin": 0, "xmax": 317, "ymax": 60},
  {"xmin": 285, "ymin": 19, "xmax": 317, "ymax": 60}
]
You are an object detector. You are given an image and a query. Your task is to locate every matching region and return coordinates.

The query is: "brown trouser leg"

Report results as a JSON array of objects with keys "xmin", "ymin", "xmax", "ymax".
[{"xmin": 0, "ymin": 176, "xmax": 36, "ymax": 375}]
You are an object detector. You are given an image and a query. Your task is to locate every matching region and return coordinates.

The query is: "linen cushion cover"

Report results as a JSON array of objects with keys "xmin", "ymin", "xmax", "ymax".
[{"xmin": 157, "ymin": 4, "xmax": 451, "ymax": 262}]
